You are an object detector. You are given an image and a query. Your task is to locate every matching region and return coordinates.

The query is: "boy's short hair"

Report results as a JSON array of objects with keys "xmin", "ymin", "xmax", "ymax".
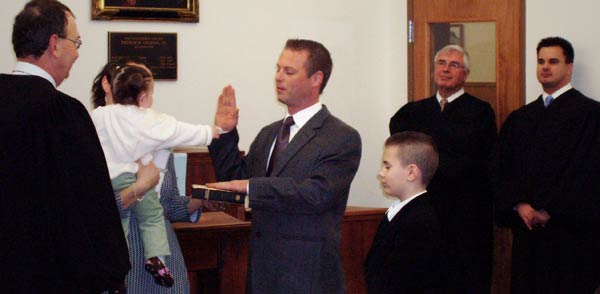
[{"xmin": 385, "ymin": 131, "xmax": 439, "ymax": 185}]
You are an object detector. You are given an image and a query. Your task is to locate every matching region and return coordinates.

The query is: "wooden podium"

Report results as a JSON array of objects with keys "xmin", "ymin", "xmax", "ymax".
[
  {"xmin": 173, "ymin": 212, "xmax": 250, "ymax": 294},
  {"xmin": 173, "ymin": 148, "xmax": 385, "ymax": 294},
  {"xmin": 174, "ymin": 207, "xmax": 384, "ymax": 294}
]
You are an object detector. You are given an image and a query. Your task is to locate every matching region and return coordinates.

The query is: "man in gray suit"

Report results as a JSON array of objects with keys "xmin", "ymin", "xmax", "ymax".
[{"xmin": 207, "ymin": 39, "xmax": 362, "ymax": 294}]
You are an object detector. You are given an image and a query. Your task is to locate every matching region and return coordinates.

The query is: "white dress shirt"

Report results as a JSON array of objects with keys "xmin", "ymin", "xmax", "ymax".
[
  {"xmin": 266, "ymin": 102, "xmax": 323, "ymax": 168},
  {"xmin": 386, "ymin": 190, "xmax": 427, "ymax": 221},
  {"xmin": 12, "ymin": 61, "xmax": 57, "ymax": 88},
  {"xmin": 542, "ymin": 83, "xmax": 573, "ymax": 102},
  {"xmin": 247, "ymin": 102, "xmax": 323, "ymax": 196},
  {"xmin": 436, "ymin": 88, "xmax": 465, "ymax": 106}
]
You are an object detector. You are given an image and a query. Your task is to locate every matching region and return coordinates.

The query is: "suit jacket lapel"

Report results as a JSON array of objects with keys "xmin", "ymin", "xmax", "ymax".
[
  {"xmin": 256, "ymin": 124, "xmax": 280, "ymax": 176},
  {"xmin": 269, "ymin": 106, "xmax": 330, "ymax": 176}
]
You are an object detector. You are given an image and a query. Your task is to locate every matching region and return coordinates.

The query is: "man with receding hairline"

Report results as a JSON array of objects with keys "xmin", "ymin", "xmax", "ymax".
[{"xmin": 0, "ymin": 1, "xmax": 129, "ymax": 292}]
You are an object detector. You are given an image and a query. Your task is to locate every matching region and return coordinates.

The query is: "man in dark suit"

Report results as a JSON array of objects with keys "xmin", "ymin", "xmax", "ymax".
[
  {"xmin": 493, "ymin": 36, "xmax": 600, "ymax": 293},
  {"xmin": 389, "ymin": 45, "xmax": 497, "ymax": 293},
  {"xmin": 365, "ymin": 131, "xmax": 443, "ymax": 294},
  {"xmin": 0, "ymin": 1, "xmax": 129, "ymax": 293},
  {"xmin": 207, "ymin": 39, "xmax": 362, "ymax": 294}
]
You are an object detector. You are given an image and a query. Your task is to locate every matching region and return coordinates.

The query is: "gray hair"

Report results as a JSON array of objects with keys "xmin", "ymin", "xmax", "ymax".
[{"xmin": 434, "ymin": 44, "xmax": 471, "ymax": 72}]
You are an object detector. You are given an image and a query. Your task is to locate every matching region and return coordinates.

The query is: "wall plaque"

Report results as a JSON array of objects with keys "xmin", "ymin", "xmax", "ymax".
[{"xmin": 108, "ymin": 32, "xmax": 177, "ymax": 80}]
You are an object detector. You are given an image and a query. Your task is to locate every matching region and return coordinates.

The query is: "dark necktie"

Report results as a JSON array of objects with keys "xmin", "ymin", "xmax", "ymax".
[
  {"xmin": 266, "ymin": 116, "xmax": 295, "ymax": 176},
  {"xmin": 440, "ymin": 97, "xmax": 448, "ymax": 112}
]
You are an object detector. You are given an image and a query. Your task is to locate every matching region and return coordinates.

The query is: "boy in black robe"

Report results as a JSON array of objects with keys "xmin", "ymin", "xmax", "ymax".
[{"xmin": 365, "ymin": 131, "xmax": 443, "ymax": 294}]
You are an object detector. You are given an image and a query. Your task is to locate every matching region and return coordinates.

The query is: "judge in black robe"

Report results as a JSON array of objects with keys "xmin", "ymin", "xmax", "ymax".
[
  {"xmin": 493, "ymin": 88, "xmax": 600, "ymax": 293},
  {"xmin": 1, "ymin": 3, "xmax": 129, "ymax": 291},
  {"xmin": 0, "ymin": 74, "xmax": 131, "ymax": 293},
  {"xmin": 492, "ymin": 37, "xmax": 600, "ymax": 293},
  {"xmin": 389, "ymin": 45, "xmax": 497, "ymax": 293}
]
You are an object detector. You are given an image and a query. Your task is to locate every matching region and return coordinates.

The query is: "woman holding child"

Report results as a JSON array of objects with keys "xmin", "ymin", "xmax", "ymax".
[{"xmin": 90, "ymin": 60, "xmax": 236, "ymax": 293}]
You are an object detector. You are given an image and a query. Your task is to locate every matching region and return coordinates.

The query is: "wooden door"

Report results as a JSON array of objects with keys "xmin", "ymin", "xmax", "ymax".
[
  {"xmin": 409, "ymin": 0, "xmax": 525, "ymax": 125},
  {"xmin": 408, "ymin": 1, "xmax": 525, "ymax": 293}
]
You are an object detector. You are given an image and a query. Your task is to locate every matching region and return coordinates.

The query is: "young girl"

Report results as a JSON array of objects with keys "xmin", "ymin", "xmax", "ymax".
[{"xmin": 92, "ymin": 64, "xmax": 222, "ymax": 287}]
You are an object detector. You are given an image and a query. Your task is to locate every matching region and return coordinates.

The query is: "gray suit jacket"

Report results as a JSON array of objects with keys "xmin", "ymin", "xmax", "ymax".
[{"xmin": 209, "ymin": 105, "xmax": 362, "ymax": 294}]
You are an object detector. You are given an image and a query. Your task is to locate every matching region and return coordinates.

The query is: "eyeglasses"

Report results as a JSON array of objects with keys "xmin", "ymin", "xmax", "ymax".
[
  {"xmin": 435, "ymin": 60, "xmax": 464, "ymax": 70},
  {"xmin": 58, "ymin": 35, "xmax": 82, "ymax": 49}
]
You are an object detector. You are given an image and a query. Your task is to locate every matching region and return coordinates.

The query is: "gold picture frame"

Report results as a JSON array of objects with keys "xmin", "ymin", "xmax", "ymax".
[{"xmin": 92, "ymin": 0, "xmax": 199, "ymax": 23}]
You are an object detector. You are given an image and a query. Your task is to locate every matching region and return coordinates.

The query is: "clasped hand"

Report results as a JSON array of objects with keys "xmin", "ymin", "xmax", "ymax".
[{"xmin": 516, "ymin": 203, "xmax": 551, "ymax": 230}]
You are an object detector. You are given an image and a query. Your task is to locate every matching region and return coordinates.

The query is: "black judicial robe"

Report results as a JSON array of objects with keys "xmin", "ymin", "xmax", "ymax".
[
  {"xmin": 389, "ymin": 93, "xmax": 497, "ymax": 293},
  {"xmin": 0, "ymin": 75, "xmax": 130, "ymax": 293},
  {"xmin": 492, "ymin": 88, "xmax": 600, "ymax": 293},
  {"xmin": 364, "ymin": 194, "xmax": 443, "ymax": 294}
]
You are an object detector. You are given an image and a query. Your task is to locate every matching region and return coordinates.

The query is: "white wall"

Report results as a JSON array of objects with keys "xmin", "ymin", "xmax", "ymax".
[
  {"xmin": 525, "ymin": 1, "xmax": 600, "ymax": 103},
  {"xmin": 0, "ymin": 0, "xmax": 406, "ymax": 208},
  {"xmin": 2, "ymin": 1, "xmax": 598, "ymax": 208}
]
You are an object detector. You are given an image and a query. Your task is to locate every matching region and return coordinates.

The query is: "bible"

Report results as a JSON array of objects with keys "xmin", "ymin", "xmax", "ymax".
[{"xmin": 191, "ymin": 184, "xmax": 247, "ymax": 205}]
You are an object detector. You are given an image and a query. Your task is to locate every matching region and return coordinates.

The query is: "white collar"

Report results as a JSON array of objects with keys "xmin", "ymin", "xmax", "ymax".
[
  {"xmin": 542, "ymin": 83, "xmax": 573, "ymax": 99},
  {"xmin": 386, "ymin": 190, "xmax": 427, "ymax": 221},
  {"xmin": 437, "ymin": 88, "xmax": 465, "ymax": 104},
  {"xmin": 12, "ymin": 61, "xmax": 57, "ymax": 88},
  {"xmin": 284, "ymin": 102, "xmax": 322, "ymax": 129}
]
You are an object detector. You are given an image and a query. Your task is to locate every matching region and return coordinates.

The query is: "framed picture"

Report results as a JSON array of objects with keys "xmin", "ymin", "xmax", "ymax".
[
  {"xmin": 108, "ymin": 32, "xmax": 178, "ymax": 80},
  {"xmin": 92, "ymin": 0, "xmax": 199, "ymax": 22}
]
